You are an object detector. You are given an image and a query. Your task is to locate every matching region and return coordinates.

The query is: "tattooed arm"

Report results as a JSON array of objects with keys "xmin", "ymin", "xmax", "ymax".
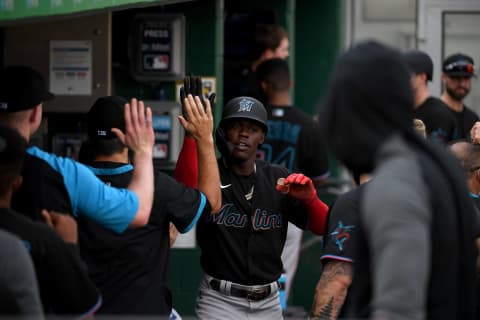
[{"xmin": 309, "ymin": 260, "xmax": 353, "ymax": 320}]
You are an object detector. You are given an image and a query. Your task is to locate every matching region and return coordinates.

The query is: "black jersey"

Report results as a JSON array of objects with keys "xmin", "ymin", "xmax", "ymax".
[
  {"xmin": 413, "ymin": 97, "xmax": 455, "ymax": 144},
  {"xmin": 197, "ymin": 159, "xmax": 309, "ymax": 285},
  {"xmin": 0, "ymin": 207, "xmax": 101, "ymax": 316},
  {"xmin": 321, "ymin": 186, "xmax": 361, "ymax": 264},
  {"xmin": 321, "ymin": 185, "xmax": 363, "ymax": 318},
  {"xmin": 449, "ymin": 105, "xmax": 480, "ymax": 140},
  {"xmin": 258, "ymin": 105, "xmax": 329, "ymax": 180},
  {"xmin": 78, "ymin": 162, "xmax": 208, "ymax": 315}
]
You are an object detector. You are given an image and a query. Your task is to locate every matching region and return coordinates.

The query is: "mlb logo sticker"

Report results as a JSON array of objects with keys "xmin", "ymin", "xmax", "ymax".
[{"xmin": 238, "ymin": 98, "xmax": 254, "ymax": 112}]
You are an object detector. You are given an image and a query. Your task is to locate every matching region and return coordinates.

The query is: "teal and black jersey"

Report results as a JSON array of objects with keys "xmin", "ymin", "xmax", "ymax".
[
  {"xmin": 12, "ymin": 146, "xmax": 138, "ymax": 233},
  {"xmin": 78, "ymin": 161, "xmax": 208, "ymax": 315}
]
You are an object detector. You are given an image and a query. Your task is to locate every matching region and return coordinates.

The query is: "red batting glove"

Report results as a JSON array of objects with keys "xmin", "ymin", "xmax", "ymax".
[
  {"xmin": 276, "ymin": 173, "xmax": 316, "ymax": 202},
  {"xmin": 276, "ymin": 173, "xmax": 329, "ymax": 235}
]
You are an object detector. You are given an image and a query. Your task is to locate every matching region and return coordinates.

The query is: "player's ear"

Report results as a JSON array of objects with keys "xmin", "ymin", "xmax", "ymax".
[
  {"xmin": 12, "ymin": 175, "xmax": 23, "ymax": 191},
  {"xmin": 259, "ymin": 131, "xmax": 265, "ymax": 145},
  {"xmin": 260, "ymin": 81, "xmax": 268, "ymax": 94}
]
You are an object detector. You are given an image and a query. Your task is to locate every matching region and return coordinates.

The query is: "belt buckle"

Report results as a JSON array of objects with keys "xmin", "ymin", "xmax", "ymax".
[{"xmin": 247, "ymin": 287, "xmax": 269, "ymax": 301}]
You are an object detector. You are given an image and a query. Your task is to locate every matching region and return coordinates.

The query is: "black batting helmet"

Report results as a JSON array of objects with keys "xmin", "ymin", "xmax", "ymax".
[
  {"xmin": 215, "ymin": 96, "xmax": 268, "ymax": 157},
  {"xmin": 219, "ymin": 96, "xmax": 268, "ymax": 132}
]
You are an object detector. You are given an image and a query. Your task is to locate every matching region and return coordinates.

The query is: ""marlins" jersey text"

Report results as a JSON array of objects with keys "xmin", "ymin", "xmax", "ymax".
[{"xmin": 208, "ymin": 204, "xmax": 283, "ymax": 230}]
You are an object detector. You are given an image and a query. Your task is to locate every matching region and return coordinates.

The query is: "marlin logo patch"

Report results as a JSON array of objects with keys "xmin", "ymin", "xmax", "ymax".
[
  {"xmin": 329, "ymin": 220, "xmax": 355, "ymax": 252},
  {"xmin": 238, "ymin": 98, "xmax": 254, "ymax": 112}
]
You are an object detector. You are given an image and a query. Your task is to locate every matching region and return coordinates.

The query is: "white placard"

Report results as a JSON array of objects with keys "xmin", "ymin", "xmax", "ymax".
[
  {"xmin": 49, "ymin": 40, "xmax": 92, "ymax": 95},
  {"xmin": 172, "ymin": 227, "xmax": 196, "ymax": 249}
]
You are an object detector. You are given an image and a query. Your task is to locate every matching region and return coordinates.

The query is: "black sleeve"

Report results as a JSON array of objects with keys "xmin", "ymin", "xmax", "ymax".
[
  {"xmin": 285, "ymin": 196, "xmax": 309, "ymax": 230},
  {"xmin": 44, "ymin": 233, "xmax": 101, "ymax": 315},
  {"xmin": 152, "ymin": 172, "xmax": 210, "ymax": 233},
  {"xmin": 321, "ymin": 190, "xmax": 360, "ymax": 264},
  {"xmin": 296, "ymin": 123, "xmax": 329, "ymax": 179}
]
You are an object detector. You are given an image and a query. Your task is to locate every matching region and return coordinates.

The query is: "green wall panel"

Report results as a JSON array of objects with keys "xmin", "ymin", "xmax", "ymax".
[
  {"xmin": 0, "ymin": 0, "xmax": 164, "ymax": 21},
  {"xmin": 294, "ymin": 1, "xmax": 342, "ymax": 116},
  {"xmin": 289, "ymin": 0, "xmax": 342, "ymax": 313}
]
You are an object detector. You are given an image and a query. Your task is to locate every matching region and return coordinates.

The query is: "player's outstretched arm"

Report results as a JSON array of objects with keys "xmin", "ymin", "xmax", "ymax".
[
  {"xmin": 112, "ymin": 98, "xmax": 155, "ymax": 227},
  {"xmin": 276, "ymin": 173, "xmax": 329, "ymax": 234},
  {"xmin": 174, "ymin": 136, "xmax": 198, "ymax": 188},
  {"xmin": 309, "ymin": 260, "xmax": 353, "ymax": 320},
  {"xmin": 178, "ymin": 94, "xmax": 221, "ymax": 213}
]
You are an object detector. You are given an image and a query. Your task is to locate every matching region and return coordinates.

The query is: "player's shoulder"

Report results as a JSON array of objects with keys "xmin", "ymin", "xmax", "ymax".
[
  {"xmin": 27, "ymin": 146, "xmax": 91, "ymax": 176},
  {"xmin": 330, "ymin": 185, "xmax": 363, "ymax": 216},
  {"xmin": 421, "ymin": 97, "xmax": 453, "ymax": 116},
  {"xmin": 464, "ymin": 105, "xmax": 480, "ymax": 120},
  {"xmin": 256, "ymin": 159, "xmax": 289, "ymax": 177}
]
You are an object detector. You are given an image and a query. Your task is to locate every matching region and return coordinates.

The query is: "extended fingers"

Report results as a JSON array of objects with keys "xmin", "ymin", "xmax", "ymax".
[
  {"xmin": 145, "ymin": 106, "xmax": 152, "ymax": 130},
  {"xmin": 124, "ymin": 101, "xmax": 132, "ymax": 134},
  {"xmin": 204, "ymin": 98, "xmax": 213, "ymax": 119},
  {"xmin": 137, "ymin": 100, "xmax": 145, "ymax": 126},
  {"xmin": 129, "ymin": 99, "xmax": 140, "ymax": 132},
  {"xmin": 185, "ymin": 95, "xmax": 203, "ymax": 120}
]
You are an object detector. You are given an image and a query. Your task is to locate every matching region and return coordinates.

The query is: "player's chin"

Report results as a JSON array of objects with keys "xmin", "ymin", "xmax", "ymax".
[{"xmin": 231, "ymin": 150, "xmax": 254, "ymax": 161}]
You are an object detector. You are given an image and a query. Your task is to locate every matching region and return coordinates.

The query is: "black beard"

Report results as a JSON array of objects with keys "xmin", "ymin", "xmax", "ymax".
[{"xmin": 446, "ymin": 86, "xmax": 470, "ymax": 102}]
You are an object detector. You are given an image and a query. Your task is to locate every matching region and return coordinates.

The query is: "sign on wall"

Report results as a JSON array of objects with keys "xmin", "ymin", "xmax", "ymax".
[
  {"xmin": 129, "ymin": 14, "xmax": 185, "ymax": 82},
  {"xmin": 49, "ymin": 40, "xmax": 92, "ymax": 95}
]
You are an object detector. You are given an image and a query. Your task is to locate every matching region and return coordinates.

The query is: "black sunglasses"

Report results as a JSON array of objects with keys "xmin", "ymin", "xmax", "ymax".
[{"xmin": 444, "ymin": 61, "xmax": 475, "ymax": 75}]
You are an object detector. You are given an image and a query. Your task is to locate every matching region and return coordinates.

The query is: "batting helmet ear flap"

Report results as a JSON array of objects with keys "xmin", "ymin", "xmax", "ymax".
[{"xmin": 215, "ymin": 126, "xmax": 234, "ymax": 158}]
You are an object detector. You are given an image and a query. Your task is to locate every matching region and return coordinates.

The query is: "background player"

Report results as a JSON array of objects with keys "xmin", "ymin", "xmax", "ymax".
[
  {"xmin": 256, "ymin": 57, "xmax": 330, "ymax": 302},
  {"xmin": 404, "ymin": 50, "xmax": 456, "ymax": 144},
  {"xmin": 441, "ymin": 53, "xmax": 479, "ymax": 139},
  {"xmin": 0, "ymin": 124, "xmax": 101, "ymax": 316}
]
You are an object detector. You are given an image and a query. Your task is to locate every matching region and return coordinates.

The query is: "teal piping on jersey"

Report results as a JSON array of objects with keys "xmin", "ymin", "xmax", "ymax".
[
  {"xmin": 181, "ymin": 192, "xmax": 206, "ymax": 234},
  {"xmin": 320, "ymin": 254, "xmax": 353, "ymax": 263},
  {"xmin": 79, "ymin": 294, "xmax": 102, "ymax": 319},
  {"xmin": 470, "ymin": 192, "xmax": 479, "ymax": 199},
  {"xmin": 312, "ymin": 170, "xmax": 331, "ymax": 182},
  {"xmin": 27, "ymin": 146, "xmax": 138, "ymax": 234},
  {"xmin": 85, "ymin": 164, "xmax": 134, "ymax": 176}
]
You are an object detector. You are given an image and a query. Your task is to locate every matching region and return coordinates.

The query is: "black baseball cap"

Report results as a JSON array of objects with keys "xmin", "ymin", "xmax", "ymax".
[
  {"xmin": 0, "ymin": 66, "xmax": 54, "ymax": 113},
  {"xmin": 403, "ymin": 50, "xmax": 434, "ymax": 81},
  {"xmin": 87, "ymin": 96, "xmax": 127, "ymax": 139},
  {"xmin": 443, "ymin": 53, "xmax": 476, "ymax": 77}
]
